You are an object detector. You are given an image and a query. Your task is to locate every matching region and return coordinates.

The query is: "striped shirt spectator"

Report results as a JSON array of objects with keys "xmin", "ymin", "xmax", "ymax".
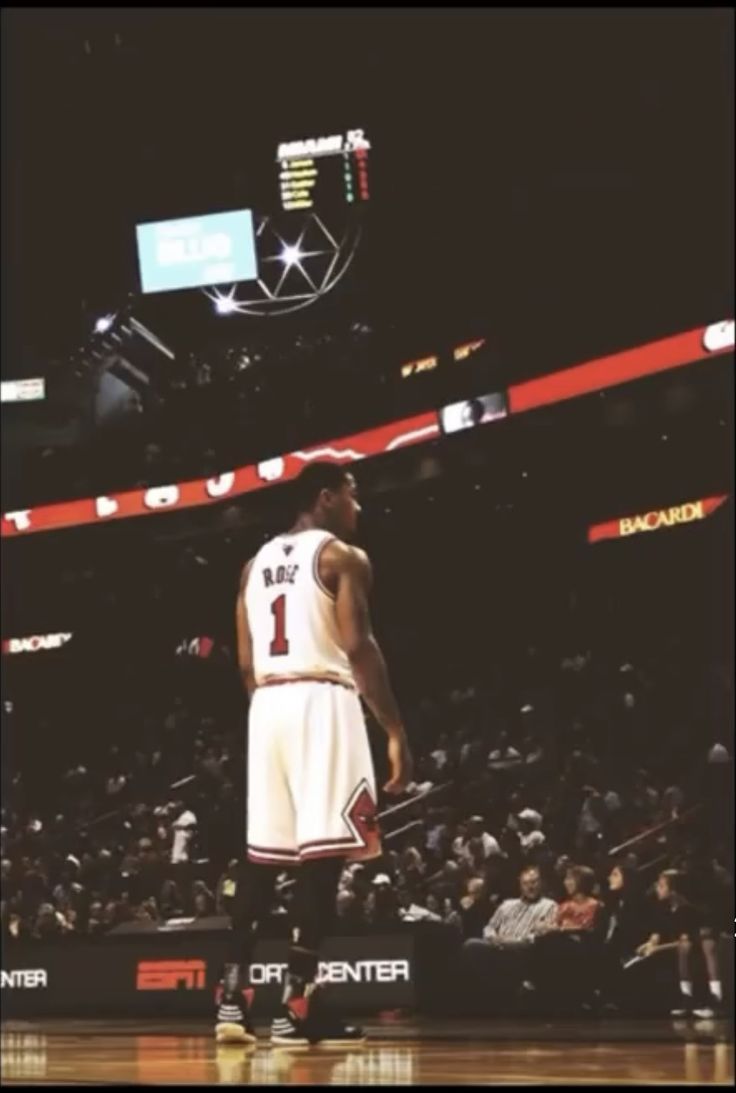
[{"xmin": 483, "ymin": 867, "xmax": 558, "ymax": 946}]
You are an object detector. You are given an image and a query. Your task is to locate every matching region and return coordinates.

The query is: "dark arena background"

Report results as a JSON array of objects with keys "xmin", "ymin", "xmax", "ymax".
[{"xmin": 1, "ymin": 8, "xmax": 733, "ymax": 1086}]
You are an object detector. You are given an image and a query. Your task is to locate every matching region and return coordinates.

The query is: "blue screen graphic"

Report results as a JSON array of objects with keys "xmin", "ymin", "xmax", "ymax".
[{"xmin": 136, "ymin": 209, "xmax": 258, "ymax": 294}]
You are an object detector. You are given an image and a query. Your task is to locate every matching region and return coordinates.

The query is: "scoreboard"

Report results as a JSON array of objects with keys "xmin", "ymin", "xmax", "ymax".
[{"xmin": 276, "ymin": 128, "xmax": 371, "ymax": 212}]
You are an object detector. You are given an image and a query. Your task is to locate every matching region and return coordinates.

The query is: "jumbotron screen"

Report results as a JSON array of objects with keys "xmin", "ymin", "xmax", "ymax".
[
  {"xmin": 276, "ymin": 128, "xmax": 371, "ymax": 212},
  {"xmin": 136, "ymin": 209, "xmax": 258, "ymax": 295}
]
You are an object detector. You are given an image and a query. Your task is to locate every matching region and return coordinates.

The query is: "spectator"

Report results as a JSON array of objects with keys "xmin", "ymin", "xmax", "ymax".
[
  {"xmin": 531, "ymin": 865, "xmax": 604, "ymax": 1009},
  {"xmin": 193, "ymin": 890, "xmax": 213, "ymax": 919},
  {"xmin": 454, "ymin": 816, "xmax": 503, "ymax": 865},
  {"xmin": 397, "ymin": 887, "xmax": 442, "ymax": 924},
  {"xmin": 7, "ymin": 911, "xmax": 25, "ymax": 940},
  {"xmin": 552, "ymin": 866, "xmax": 603, "ymax": 933},
  {"xmin": 439, "ymin": 895, "xmax": 463, "ymax": 931},
  {"xmin": 366, "ymin": 875, "xmax": 399, "ymax": 928},
  {"xmin": 31, "ymin": 902, "xmax": 63, "ymax": 940},
  {"xmin": 516, "ymin": 809, "xmax": 546, "ymax": 854},
  {"xmin": 488, "ymin": 731, "xmax": 522, "ymax": 769},
  {"xmin": 102, "ymin": 900, "xmax": 120, "ymax": 931},
  {"xmin": 86, "ymin": 900, "xmax": 105, "ymax": 936},
  {"xmin": 192, "ymin": 879, "xmax": 215, "ymax": 916},
  {"xmin": 135, "ymin": 897, "xmax": 160, "ymax": 923},
  {"xmin": 460, "ymin": 866, "xmax": 558, "ymax": 1013},
  {"xmin": 599, "ymin": 861, "xmax": 650, "ymax": 1011},
  {"xmin": 430, "ymin": 734, "xmax": 451, "ymax": 773},
  {"xmin": 336, "ymin": 888, "xmax": 365, "ymax": 930},
  {"xmin": 459, "ymin": 877, "xmax": 492, "ymax": 939},
  {"xmin": 707, "ymin": 740, "xmax": 730, "ymax": 765},
  {"xmin": 634, "ymin": 870, "xmax": 723, "ymax": 1018},
  {"xmin": 575, "ymin": 787, "xmax": 608, "ymax": 858},
  {"xmin": 215, "ymin": 859, "xmax": 240, "ymax": 917},
  {"xmin": 1, "ymin": 857, "xmax": 14, "ymax": 886},
  {"xmin": 522, "ymin": 734, "xmax": 545, "ymax": 767},
  {"xmin": 170, "ymin": 802, "xmax": 197, "ymax": 865}
]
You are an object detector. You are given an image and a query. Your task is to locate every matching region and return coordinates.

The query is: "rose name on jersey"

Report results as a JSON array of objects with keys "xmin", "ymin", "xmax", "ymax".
[{"xmin": 262, "ymin": 564, "xmax": 300, "ymax": 588}]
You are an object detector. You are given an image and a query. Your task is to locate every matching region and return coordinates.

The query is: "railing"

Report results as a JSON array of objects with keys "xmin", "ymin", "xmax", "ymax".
[{"xmin": 608, "ymin": 804, "xmax": 702, "ymax": 859}]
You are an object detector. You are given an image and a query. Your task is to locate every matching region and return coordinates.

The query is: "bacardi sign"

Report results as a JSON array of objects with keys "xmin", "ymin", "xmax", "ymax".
[
  {"xmin": 1, "ymin": 633, "xmax": 73, "ymax": 655},
  {"xmin": 588, "ymin": 495, "xmax": 728, "ymax": 544}
]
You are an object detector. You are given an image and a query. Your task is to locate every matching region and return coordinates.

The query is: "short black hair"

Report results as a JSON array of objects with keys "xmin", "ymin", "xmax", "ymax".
[{"xmin": 294, "ymin": 462, "xmax": 351, "ymax": 514}]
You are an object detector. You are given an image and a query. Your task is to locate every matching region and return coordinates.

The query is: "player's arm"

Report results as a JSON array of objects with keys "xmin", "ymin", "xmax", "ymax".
[
  {"xmin": 332, "ymin": 543, "xmax": 413, "ymax": 794},
  {"xmin": 235, "ymin": 559, "xmax": 256, "ymax": 698}
]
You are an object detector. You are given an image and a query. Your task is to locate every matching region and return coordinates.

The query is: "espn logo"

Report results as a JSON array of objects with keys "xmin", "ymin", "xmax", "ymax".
[{"xmin": 136, "ymin": 960, "xmax": 207, "ymax": 991}]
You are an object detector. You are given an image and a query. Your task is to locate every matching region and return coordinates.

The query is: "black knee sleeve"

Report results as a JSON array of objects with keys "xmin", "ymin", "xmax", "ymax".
[
  {"xmin": 292, "ymin": 857, "xmax": 344, "ymax": 954},
  {"xmin": 226, "ymin": 861, "xmax": 278, "ymax": 968}
]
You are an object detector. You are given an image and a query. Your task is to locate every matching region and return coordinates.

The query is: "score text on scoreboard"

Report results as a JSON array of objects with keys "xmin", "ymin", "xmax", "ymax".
[{"xmin": 276, "ymin": 129, "xmax": 371, "ymax": 212}]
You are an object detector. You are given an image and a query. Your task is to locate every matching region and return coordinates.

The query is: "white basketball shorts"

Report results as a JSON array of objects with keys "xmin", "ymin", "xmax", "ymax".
[{"xmin": 246, "ymin": 681, "xmax": 381, "ymax": 865}]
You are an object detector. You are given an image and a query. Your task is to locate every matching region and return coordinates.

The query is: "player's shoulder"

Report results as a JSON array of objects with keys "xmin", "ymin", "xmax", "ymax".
[
  {"xmin": 323, "ymin": 538, "xmax": 371, "ymax": 571},
  {"xmin": 239, "ymin": 554, "xmax": 257, "ymax": 591}
]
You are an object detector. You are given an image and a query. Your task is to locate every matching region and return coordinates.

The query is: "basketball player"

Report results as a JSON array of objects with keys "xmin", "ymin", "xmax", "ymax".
[{"xmin": 215, "ymin": 462, "xmax": 413, "ymax": 1046}]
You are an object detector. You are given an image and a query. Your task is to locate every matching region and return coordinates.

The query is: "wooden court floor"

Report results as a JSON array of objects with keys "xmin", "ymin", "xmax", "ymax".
[{"xmin": 1, "ymin": 1016, "xmax": 732, "ymax": 1085}]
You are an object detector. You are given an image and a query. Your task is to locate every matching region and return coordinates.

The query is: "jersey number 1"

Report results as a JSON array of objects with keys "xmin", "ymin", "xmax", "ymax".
[{"xmin": 269, "ymin": 594, "xmax": 289, "ymax": 657}]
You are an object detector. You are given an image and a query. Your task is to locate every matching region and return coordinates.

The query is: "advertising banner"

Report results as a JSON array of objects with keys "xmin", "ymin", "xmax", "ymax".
[
  {"xmin": 588, "ymin": 494, "xmax": 729, "ymax": 544},
  {"xmin": 1, "ymin": 932, "xmax": 416, "ymax": 1018},
  {"xmin": 1, "ymin": 378, "xmax": 45, "ymax": 403},
  {"xmin": 1, "ymin": 632, "xmax": 73, "ymax": 656}
]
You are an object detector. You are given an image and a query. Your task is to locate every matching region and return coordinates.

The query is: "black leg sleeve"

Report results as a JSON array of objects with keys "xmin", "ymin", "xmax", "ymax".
[
  {"xmin": 225, "ymin": 861, "xmax": 279, "ymax": 972},
  {"xmin": 286, "ymin": 857, "xmax": 344, "ymax": 984}
]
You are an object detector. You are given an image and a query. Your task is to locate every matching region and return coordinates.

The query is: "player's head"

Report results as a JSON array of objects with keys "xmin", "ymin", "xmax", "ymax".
[{"xmin": 294, "ymin": 462, "xmax": 361, "ymax": 539}]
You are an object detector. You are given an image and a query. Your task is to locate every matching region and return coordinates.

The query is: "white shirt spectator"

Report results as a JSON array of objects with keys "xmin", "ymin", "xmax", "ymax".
[
  {"xmin": 519, "ymin": 829, "xmax": 546, "ymax": 850},
  {"xmin": 517, "ymin": 809, "xmax": 545, "ymax": 849},
  {"xmin": 426, "ymin": 824, "xmax": 448, "ymax": 853},
  {"xmin": 455, "ymin": 831, "xmax": 502, "ymax": 862},
  {"xmin": 399, "ymin": 902, "xmax": 442, "ymax": 923},
  {"xmin": 708, "ymin": 743, "xmax": 730, "ymax": 764},
  {"xmin": 430, "ymin": 748, "xmax": 449, "ymax": 770},
  {"xmin": 488, "ymin": 744, "xmax": 522, "ymax": 770},
  {"xmin": 171, "ymin": 810, "xmax": 197, "ymax": 864}
]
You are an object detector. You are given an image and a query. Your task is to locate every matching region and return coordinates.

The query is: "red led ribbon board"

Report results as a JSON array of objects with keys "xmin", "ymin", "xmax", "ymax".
[
  {"xmin": 508, "ymin": 323, "xmax": 733, "ymax": 414},
  {"xmin": 3, "ymin": 321, "xmax": 732, "ymax": 539},
  {"xmin": 1, "ymin": 412, "xmax": 440, "ymax": 538}
]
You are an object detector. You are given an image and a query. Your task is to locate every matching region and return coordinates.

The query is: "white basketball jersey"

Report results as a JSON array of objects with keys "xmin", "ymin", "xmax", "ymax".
[{"xmin": 245, "ymin": 529, "xmax": 354, "ymax": 685}]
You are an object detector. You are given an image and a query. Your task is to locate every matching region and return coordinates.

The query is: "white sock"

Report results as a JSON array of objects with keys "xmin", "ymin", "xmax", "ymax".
[
  {"xmin": 680, "ymin": 981, "xmax": 693, "ymax": 997},
  {"xmin": 709, "ymin": 981, "xmax": 722, "ymax": 1002}
]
